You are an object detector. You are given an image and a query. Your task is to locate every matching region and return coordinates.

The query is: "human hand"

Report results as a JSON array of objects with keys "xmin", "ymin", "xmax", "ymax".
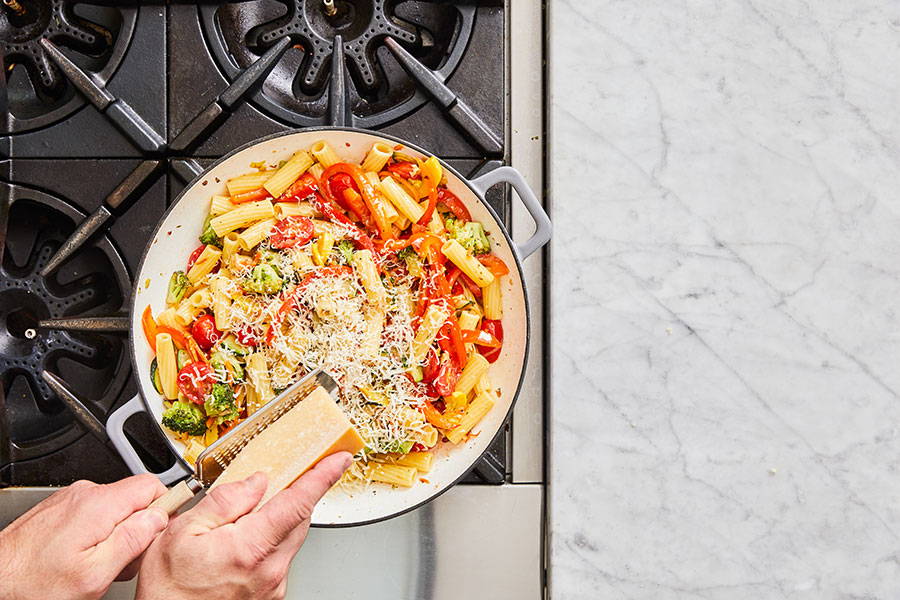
[
  {"xmin": 0, "ymin": 474, "xmax": 168, "ymax": 600},
  {"xmin": 135, "ymin": 451, "xmax": 352, "ymax": 600}
]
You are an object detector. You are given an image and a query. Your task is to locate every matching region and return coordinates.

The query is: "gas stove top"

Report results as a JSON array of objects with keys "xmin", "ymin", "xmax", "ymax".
[{"xmin": 1, "ymin": 2, "xmax": 546, "ymax": 597}]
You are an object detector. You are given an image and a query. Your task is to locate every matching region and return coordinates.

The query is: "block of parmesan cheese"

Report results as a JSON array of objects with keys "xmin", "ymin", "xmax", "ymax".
[{"xmin": 209, "ymin": 386, "xmax": 364, "ymax": 508}]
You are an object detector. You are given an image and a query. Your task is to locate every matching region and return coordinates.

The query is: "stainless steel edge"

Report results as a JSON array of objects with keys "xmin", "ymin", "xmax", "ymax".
[{"xmin": 509, "ymin": 0, "xmax": 546, "ymax": 486}]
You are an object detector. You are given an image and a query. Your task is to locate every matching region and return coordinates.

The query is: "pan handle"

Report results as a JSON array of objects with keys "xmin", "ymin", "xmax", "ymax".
[
  {"xmin": 469, "ymin": 166, "xmax": 551, "ymax": 259},
  {"xmin": 106, "ymin": 394, "xmax": 191, "ymax": 485}
]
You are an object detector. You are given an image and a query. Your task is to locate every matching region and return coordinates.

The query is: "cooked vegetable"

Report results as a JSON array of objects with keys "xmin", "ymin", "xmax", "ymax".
[
  {"xmin": 335, "ymin": 239, "xmax": 355, "ymax": 265},
  {"xmin": 444, "ymin": 215, "xmax": 490, "ymax": 255},
  {"xmin": 161, "ymin": 400, "xmax": 206, "ymax": 436},
  {"xmin": 204, "ymin": 383, "xmax": 238, "ymax": 422},
  {"xmin": 176, "ymin": 349, "xmax": 190, "ymax": 370},
  {"xmin": 219, "ymin": 335, "xmax": 251, "ymax": 357},
  {"xmin": 398, "ymin": 246, "xmax": 423, "ymax": 277},
  {"xmin": 166, "ymin": 271, "xmax": 190, "ymax": 305},
  {"xmin": 191, "ymin": 314, "xmax": 222, "ymax": 351},
  {"xmin": 242, "ymin": 263, "xmax": 283, "ymax": 294},
  {"xmin": 199, "ymin": 215, "xmax": 222, "ymax": 247},
  {"xmin": 210, "ymin": 351, "xmax": 244, "ymax": 382},
  {"xmin": 176, "ymin": 362, "xmax": 215, "ymax": 404},
  {"xmin": 150, "ymin": 358, "xmax": 163, "ymax": 395}
]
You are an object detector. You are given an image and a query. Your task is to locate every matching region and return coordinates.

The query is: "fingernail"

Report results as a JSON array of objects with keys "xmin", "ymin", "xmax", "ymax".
[
  {"xmin": 146, "ymin": 507, "xmax": 169, "ymax": 529},
  {"xmin": 341, "ymin": 454, "xmax": 353, "ymax": 471}
]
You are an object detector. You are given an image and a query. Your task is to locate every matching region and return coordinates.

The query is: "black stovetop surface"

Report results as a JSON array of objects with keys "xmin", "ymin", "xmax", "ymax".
[{"xmin": 0, "ymin": 0, "xmax": 509, "ymax": 487}]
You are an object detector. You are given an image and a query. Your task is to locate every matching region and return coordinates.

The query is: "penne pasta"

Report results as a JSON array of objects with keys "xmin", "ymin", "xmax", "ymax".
[
  {"xmin": 226, "ymin": 171, "xmax": 271, "ymax": 196},
  {"xmin": 155, "ymin": 333, "xmax": 178, "ymax": 400},
  {"xmin": 220, "ymin": 233, "xmax": 240, "ymax": 265},
  {"xmin": 379, "ymin": 175, "xmax": 424, "ymax": 222},
  {"xmin": 391, "ymin": 451, "xmax": 433, "ymax": 472},
  {"xmin": 412, "ymin": 302, "xmax": 452, "ymax": 364},
  {"xmin": 264, "ymin": 150, "xmax": 314, "ymax": 198},
  {"xmin": 274, "ymin": 201, "xmax": 317, "ymax": 220},
  {"xmin": 308, "ymin": 162, "xmax": 324, "ymax": 180},
  {"xmin": 352, "ymin": 249, "xmax": 386, "ymax": 308},
  {"xmin": 210, "ymin": 195, "xmax": 237, "ymax": 216},
  {"xmin": 454, "ymin": 353, "xmax": 489, "ymax": 397},
  {"xmin": 446, "ymin": 391, "xmax": 494, "ymax": 444},
  {"xmin": 367, "ymin": 463, "xmax": 417, "ymax": 487},
  {"xmin": 237, "ymin": 218, "xmax": 276, "ymax": 251},
  {"xmin": 209, "ymin": 199, "xmax": 275, "ymax": 237},
  {"xmin": 186, "ymin": 245, "xmax": 222, "ymax": 283},
  {"xmin": 246, "ymin": 352, "xmax": 274, "ymax": 408},
  {"xmin": 441, "ymin": 239, "xmax": 495, "ymax": 287},
  {"xmin": 361, "ymin": 142, "xmax": 394, "ymax": 173},
  {"xmin": 482, "ymin": 277, "xmax": 503, "ymax": 320},
  {"xmin": 310, "ymin": 140, "xmax": 340, "ymax": 168}
]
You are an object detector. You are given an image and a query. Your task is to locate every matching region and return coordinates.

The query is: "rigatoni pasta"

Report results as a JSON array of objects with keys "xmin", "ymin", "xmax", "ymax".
[{"xmin": 141, "ymin": 139, "xmax": 510, "ymax": 491}]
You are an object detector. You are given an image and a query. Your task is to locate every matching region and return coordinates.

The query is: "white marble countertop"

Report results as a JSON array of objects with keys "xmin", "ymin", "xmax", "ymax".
[{"xmin": 549, "ymin": 1, "xmax": 900, "ymax": 598}]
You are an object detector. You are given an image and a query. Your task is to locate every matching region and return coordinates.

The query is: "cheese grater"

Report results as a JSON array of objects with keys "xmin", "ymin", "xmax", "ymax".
[{"xmin": 149, "ymin": 369, "xmax": 339, "ymax": 515}]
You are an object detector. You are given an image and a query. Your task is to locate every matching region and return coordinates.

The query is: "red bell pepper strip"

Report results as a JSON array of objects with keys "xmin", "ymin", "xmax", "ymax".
[
  {"xmin": 477, "ymin": 254, "xmax": 510, "ymax": 277},
  {"xmin": 141, "ymin": 305, "xmax": 158, "ymax": 351},
  {"xmin": 437, "ymin": 188, "xmax": 471, "ymax": 221},
  {"xmin": 264, "ymin": 266, "xmax": 353, "ymax": 345},
  {"xmin": 417, "ymin": 188, "xmax": 438, "ymax": 227},
  {"xmin": 461, "ymin": 328, "xmax": 503, "ymax": 348},
  {"xmin": 230, "ymin": 187, "xmax": 271, "ymax": 204},
  {"xmin": 276, "ymin": 172, "xmax": 317, "ymax": 202},
  {"xmin": 432, "ymin": 359, "xmax": 461, "ymax": 397},
  {"xmin": 310, "ymin": 193, "xmax": 376, "ymax": 252},
  {"xmin": 386, "ymin": 161, "xmax": 419, "ymax": 180},
  {"xmin": 186, "ymin": 245, "xmax": 205, "ymax": 271},
  {"xmin": 321, "ymin": 163, "xmax": 394, "ymax": 240},
  {"xmin": 478, "ymin": 320, "xmax": 504, "ymax": 363}
]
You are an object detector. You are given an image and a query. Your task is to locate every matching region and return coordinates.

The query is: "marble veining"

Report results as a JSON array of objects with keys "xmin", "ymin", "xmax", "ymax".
[{"xmin": 549, "ymin": 1, "xmax": 900, "ymax": 598}]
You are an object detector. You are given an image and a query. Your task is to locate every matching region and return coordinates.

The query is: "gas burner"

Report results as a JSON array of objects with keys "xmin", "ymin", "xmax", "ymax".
[
  {"xmin": 200, "ymin": 0, "xmax": 475, "ymax": 127},
  {"xmin": 1, "ymin": 1, "xmax": 137, "ymax": 133},
  {"xmin": 0, "ymin": 183, "xmax": 130, "ymax": 462}
]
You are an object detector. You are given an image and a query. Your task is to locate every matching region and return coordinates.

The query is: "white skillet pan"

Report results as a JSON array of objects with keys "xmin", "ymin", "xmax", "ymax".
[{"xmin": 105, "ymin": 128, "xmax": 550, "ymax": 527}]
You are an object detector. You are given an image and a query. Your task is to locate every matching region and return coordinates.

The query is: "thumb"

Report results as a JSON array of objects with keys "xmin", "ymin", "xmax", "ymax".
[
  {"xmin": 92, "ymin": 507, "xmax": 168, "ymax": 582},
  {"xmin": 184, "ymin": 472, "xmax": 268, "ymax": 532}
]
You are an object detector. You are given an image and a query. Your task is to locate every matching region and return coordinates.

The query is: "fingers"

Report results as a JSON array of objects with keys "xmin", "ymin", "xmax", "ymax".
[
  {"xmin": 240, "ymin": 452, "xmax": 352, "ymax": 550},
  {"xmin": 72, "ymin": 474, "xmax": 168, "ymax": 547},
  {"xmin": 92, "ymin": 507, "xmax": 169, "ymax": 584},
  {"xmin": 183, "ymin": 472, "xmax": 268, "ymax": 532}
]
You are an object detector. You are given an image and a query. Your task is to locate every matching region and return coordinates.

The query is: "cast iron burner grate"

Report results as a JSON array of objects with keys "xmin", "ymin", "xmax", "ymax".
[
  {"xmin": 200, "ymin": 0, "xmax": 474, "ymax": 127},
  {"xmin": 0, "ymin": 183, "xmax": 130, "ymax": 462},
  {"xmin": 0, "ymin": 1, "xmax": 136, "ymax": 132}
]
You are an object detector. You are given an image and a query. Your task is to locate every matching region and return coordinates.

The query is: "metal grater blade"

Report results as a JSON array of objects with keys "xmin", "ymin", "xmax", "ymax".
[{"xmin": 194, "ymin": 369, "xmax": 338, "ymax": 486}]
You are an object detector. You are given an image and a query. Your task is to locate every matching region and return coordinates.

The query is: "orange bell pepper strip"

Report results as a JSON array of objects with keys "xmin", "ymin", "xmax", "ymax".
[
  {"xmin": 141, "ymin": 305, "xmax": 158, "ymax": 351},
  {"xmin": 230, "ymin": 187, "xmax": 271, "ymax": 204},
  {"xmin": 421, "ymin": 400, "xmax": 459, "ymax": 431},
  {"xmin": 155, "ymin": 325, "xmax": 191, "ymax": 352},
  {"xmin": 477, "ymin": 254, "xmax": 510, "ymax": 277}
]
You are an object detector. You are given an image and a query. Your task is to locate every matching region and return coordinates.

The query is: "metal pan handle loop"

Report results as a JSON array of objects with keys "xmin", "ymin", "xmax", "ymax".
[
  {"xmin": 106, "ymin": 394, "xmax": 191, "ymax": 485},
  {"xmin": 469, "ymin": 166, "xmax": 551, "ymax": 259}
]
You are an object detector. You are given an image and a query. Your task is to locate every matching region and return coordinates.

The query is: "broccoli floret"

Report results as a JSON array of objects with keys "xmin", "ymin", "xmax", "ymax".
[
  {"xmin": 444, "ymin": 216, "xmax": 490, "ymax": 255},
  {"xmin": 199, "ymin": 215, "xmax": 222, "ymax": 248},
  {"xmin": 241, "ymin": 263, "xmax": 283, "ymax": 294},
  {"xmin": 161, "ymin": 401, "xmax": 207, "ymax": 436},
  {"xmin": 335, "ymin": 240, "xmax": 355, "ymax": 265},
  {"xmin": 204, "ymin": 383, "xmax": 238, "ymax": 421},
  {"xmin": 166, "ymin": 271, "xmax": 189, "ymax": 304}
]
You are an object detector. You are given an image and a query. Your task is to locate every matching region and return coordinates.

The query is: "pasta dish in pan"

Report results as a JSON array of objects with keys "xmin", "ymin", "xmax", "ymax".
[{"xmin": 140, "ymin": 140, "xmax": 508, "ymax": 489}]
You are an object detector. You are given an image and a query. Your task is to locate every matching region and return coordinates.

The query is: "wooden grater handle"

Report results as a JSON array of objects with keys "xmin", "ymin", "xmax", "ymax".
[{"xmin": 149, "ymin": 479, "xmax": 203, "ymax": 516}]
